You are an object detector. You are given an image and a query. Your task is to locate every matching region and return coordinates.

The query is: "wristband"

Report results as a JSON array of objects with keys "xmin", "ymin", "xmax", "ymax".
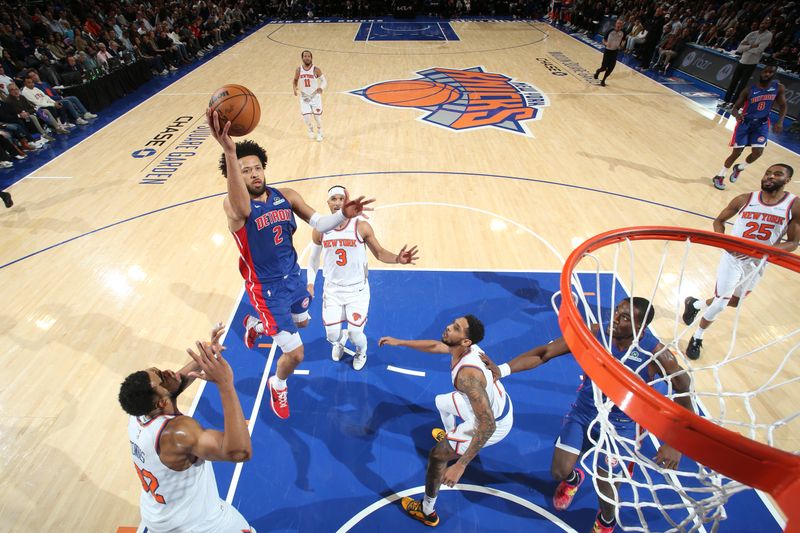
[{"xmin": 499, "ymin": 363, "xmax": 511, "ymax": 378}]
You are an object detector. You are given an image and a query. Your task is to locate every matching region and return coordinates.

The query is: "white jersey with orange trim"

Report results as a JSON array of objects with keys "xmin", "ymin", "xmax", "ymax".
[
  {"xmin": 321, "ymin": 218, "xmax": 368, "ymax": 287},
  {"xmin": 128, "ymin": 415, "xmax": 252, "ymax": 533},
  {"xmin": 298, "ymin": 64, "xmax": 320, "ymax": 97},
  {"xmin": 450, "ymin": 344, "xmax": 509, "ymax": 421},
  {"xmin": 731, "ymin": 190, "xmax": 796, "ymax": 247}
]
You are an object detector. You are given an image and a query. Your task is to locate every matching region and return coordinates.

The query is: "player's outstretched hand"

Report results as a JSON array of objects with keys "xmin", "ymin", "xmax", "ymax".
[
  {"xmin": 378, "ymin": 336, "xmax": 401, "ymax": 347},
  {"xmin": 206, "ymin": 108, "xmax": 234, "ymax": 152},
  {"xmin": 654, "ymin": 443, "xmax": 681, "ymax": 470},
  {"xmin": 341, "ymin": 190, "xmax": 375, "ymax": 219},
  {"xmin": 479, "ymin": 352, "xmax": 501, "ymax": 382},
  {"xmin": 209, "ymin": 322, "xmax": 227, "ymax": 353},
  {"xmin": 396, "ymin": 245, "xmax": 420, "ymax": 265},
  {"xmin": 186, "ymin": 340, "xmax": 234, "ymax": 386}
]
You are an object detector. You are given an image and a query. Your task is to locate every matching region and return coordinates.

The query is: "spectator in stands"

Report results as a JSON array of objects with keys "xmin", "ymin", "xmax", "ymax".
[
  {"xmin": 96, "ymin": 43, "xmax": 114, "ymax": 71},
  {"xmin": 20, "ymin": 76, "xmax": 75, "ymax": 129},
  {"xmin": 27, "ymin": 69, "xmax": 96, "ymax": 122},
  {"xmin": 625, "ymin": 18, "xmax": 647, "ymax": 53},
  {"xmin": 58, "ymin": 54, "xmax": 85, "ymax": 83},
  {"xmin": 653, "ymin": 27, "xmax": 691, "ymax": 74},
  {"xmin": 0, "ymin": 64, "xmax": 12, "ymax": 96},
  {"xmin": 4, "ymin": 84, "xmax": 58, "ymax": 139},
  {"xmin": 713, "ymin": 27, "xmax": 739, "ymax": 51},
  {"xmin": 720, "ymin": 18, "xmax": 773, "ymax": 110},
  {"xmin": 637, "ymin": 5, "xmax": 666, "ymax": 66}
]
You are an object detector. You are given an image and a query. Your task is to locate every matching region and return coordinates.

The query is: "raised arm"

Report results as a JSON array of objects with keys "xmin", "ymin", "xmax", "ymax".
[
  {"xmin": 442, "ymin": 367, "xmax": 495, "ymax": 487},
  {"xmin": 207, "ymin": 109, "xmax": 250, "ymax": 231},
  {"xmin": 161, "ymin": 339, "xmax": 251, "ymax": 464},
  {"xmin": 358, "ymin": 220, "xmax": 419, "ymax": 264},
  {"xmin": 378, "ymin": 336, "xmax": 448, "ymax": 354},
  {"xmin": 172, "ymin": 323, "xmax": 227, "ymax": 396},
  {"xmin": 281, "ymin": 187, "xmax": 374, "ymax": 232},
  {"xmin": 713, "ymin": 193, "xmax": 749, "ymax": 233}
]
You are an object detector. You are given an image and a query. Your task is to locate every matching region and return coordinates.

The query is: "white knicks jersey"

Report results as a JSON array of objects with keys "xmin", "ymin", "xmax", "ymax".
[
  {"xmin": 128, "ymin": 415, "xmax": 223, "ymax": 533},
  {"xmin": 732, "ymin": 191, "xmax": 797, "ymax": 247},
  {"xmin": 322, "ymin": 218, "xmax": 368, "ymax": 286},
  {"xmin": 298, "ymin": 64, "xmax": 320, "ymax": 97},
  {"xmin": 450, "ymin": 344, "xmax": 509, "ymax": 421}
]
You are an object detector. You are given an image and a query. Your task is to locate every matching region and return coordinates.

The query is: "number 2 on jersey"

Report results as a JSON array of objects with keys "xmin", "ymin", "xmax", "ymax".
[
  {"xmin": 135, "ymin": 464, "xmax": 166, "ymax": 504},
  {"xmin": 741, "ymin": 221, "xmax": 773, "ymax": 241},
  {"xmin": 335, "ymin": 249, "xmax": 347, "ymax": 266},
  {"xmin": 273, "ymin": 225, "xmax": 283, "ymax": 245}
]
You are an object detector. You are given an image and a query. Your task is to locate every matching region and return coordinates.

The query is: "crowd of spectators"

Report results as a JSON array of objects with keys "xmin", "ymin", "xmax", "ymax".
[{"xmin": 0, "ymin": 0, "xmax": 265, "ymax": 170}]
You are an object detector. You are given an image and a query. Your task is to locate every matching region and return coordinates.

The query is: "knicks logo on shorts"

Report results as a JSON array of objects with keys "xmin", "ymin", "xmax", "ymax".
[
  {"xmin": 350, "ymin": 67, "xmax": 549, "ymax": 137},
  {"xmin": 757, "ymin": 136, "xmax": 766, "ymax": 143},
  {"xmin": 302, "ymin": 297, "xmax": 310, "ymax": 309},
  {"xmin": 352, "ymin": 312, "xmax": 362, "ymax": 322}
]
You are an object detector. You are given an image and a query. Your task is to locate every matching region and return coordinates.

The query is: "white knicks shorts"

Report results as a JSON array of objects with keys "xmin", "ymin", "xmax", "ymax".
[
  {"xmin": 714, "ymin": 251, "xmax": 765, "ymax": 299},
  {"xmin": 299, "ymin": 93, "xmax": 322, "ymax": 115},
  {"xmin": 322, "ymin": 281, "xmax": 370, "ymax": 327},
  {"xmin": 144, "ymin": 500, "xmax": 255, "ymax": 533},
  {"xmin": 439, "ymin": 391, "xmax": 513, "ymax": 456}
]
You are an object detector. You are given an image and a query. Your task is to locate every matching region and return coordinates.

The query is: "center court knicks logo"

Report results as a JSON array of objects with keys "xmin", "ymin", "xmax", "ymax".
[{"xmin": 350, "ymin": 67, "xmax": 549, "ymax": 136}]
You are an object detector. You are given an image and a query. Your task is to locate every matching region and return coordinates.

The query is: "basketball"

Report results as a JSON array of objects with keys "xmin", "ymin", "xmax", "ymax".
[
  {"xmin": 364, "ymin": 80, "xmax": 460, "ymax": 108},
  {"xmin": 208, "ymin": 84, "xmax": 261, "ymax": 136}
]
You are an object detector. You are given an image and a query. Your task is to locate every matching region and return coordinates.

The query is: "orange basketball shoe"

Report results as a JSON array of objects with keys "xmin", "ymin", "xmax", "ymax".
[
  {"xmin": 592, "ymin": 510, "xmax": 616, "ymax": 532},
  {"xmin": 400, "ymin": 497, "xmax": 439, "ymax": 527},
  {"xmin": 553, "ymin": 468, "xmax": 585, "ymax": 510}
]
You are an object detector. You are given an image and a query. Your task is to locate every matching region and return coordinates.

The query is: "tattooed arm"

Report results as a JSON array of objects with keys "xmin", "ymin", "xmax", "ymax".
[{"xmin": 442, "ymin": 367, "xmax": 496, "ymax": 487}]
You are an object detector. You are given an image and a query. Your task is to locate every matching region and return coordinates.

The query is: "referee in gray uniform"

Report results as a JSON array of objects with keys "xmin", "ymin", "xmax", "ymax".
[{"xmin": 594, "ymin": 19, "xmax": 626, "ymax": 86}]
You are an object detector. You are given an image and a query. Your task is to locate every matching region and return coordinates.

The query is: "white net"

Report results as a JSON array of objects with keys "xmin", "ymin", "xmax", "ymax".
[{"xmin": 558, "ymin": 231, "xmax": 800, "ymax": 532}]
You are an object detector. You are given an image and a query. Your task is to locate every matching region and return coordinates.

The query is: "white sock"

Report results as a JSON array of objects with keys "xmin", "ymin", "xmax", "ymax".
[
  {"xmin": 693, "ymin": 327, "xmax": 706, "ymax": 340},
  {"xmin": 272, "ymin": 375, "xmax": 287, "ymax": 389},
  {"xmin": 693, "ymin": 299, "xmax": 702, "ymax": 310},
  {"xmin": 737, "ymin": 162, "xmax": 749, "ymax": 170},
  {"xmin": 313, "ymin": 114, "xmax": 322, "ymax": 133},
  {"xmin": 718, "ymin": 166, "xmax": 728, "ymax": 177},
  {"xmin": 422, "ymin": 494, "xmax": 437, "ymax": 515},
  {"xmin": 255, "ymin": 321, "xmax": 265, "ymax": 333}
]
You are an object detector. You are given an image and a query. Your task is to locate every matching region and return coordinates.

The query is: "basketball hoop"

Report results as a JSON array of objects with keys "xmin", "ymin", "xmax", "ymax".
[{"xmin": 558, "ymin": 226, "xmax": 800, "ymax": 532}]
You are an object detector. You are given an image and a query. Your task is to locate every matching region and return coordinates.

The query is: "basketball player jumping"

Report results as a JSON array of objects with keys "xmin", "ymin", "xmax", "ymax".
[
  {"xmin": 378, "ymin": 316, "xmax": 513, "ymax": 527},
  {"xmin": 208, "ymin": 109, "xmax": 373, "ymax": 419},
  {"xmin": 119, "ymin": 324, "xmax": 256, "ymax": 533},
  {"xmin": 486, "ymin": 298, "xmax": 692, "ymax": 533},
  {"xmin": 292, "ymin": 50, "xmax": 327, "ymax": 141},
  {"xmin": 684, "ymin": 164, "xmax": 799, "ymax": 359},
  {"xmin": 307, "ymin": 185, "xmax": 419, "ymax": 370},
  {"xmin": 712, "ymin": 62, "xmax": 787, "ymax": 190}
]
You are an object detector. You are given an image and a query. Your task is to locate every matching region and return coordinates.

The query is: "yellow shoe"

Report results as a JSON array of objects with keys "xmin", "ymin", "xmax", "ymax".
[
  {"xmin": 400, "ymin": 497, "xmax": 440, "ymax": 526},
  {"xmin": 432, "ymin": 428, "xmax": 446, "ymax": 442}
]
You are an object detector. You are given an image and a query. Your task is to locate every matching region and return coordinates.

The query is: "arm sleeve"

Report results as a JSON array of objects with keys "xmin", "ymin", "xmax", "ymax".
[
  {"xmin": 307, "ymin": 243, "xmax": 322, "ymax": 284},
  {"xmin": 309, "ymin": 210, "xmax": 346, "ymax": 233},
  {"xmin": 318, "ymin": 74, "xmax": 328, "ymax": 90}
]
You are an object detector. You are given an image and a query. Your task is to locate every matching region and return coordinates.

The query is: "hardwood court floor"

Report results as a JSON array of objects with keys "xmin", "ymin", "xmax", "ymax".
[{"xmin": 0, "ymin": 21, "xmax": 797, "ymax": 531}]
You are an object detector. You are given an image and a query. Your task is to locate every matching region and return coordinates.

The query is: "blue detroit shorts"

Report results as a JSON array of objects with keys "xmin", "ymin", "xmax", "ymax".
[
  {"xmin": 555, "ymin": 405, "xmax": 638, "ymax": 474},
  {"xmin": 254, "ymin": 269, "xmax": 312, "ymax": 335},
  {"xmin": 731, "ymin": 118, "xmax": 769, "ymax": 148}
]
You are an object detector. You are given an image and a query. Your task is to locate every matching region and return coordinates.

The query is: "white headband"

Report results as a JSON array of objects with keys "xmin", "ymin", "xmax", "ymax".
[{"xmin": 328, "ymin": 186, "xmax": 346, "ymax": 199}]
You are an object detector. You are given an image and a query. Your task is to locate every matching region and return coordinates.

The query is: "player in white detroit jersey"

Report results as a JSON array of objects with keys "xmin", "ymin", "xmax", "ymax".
[
  {"xmin": 119, "ymin": 325, "xmax": 255, "ymax": 533},
  {"xmin": 379, "ymin": 316, "xmax": 513, "ymax": 527},
  {"xmin": 292, "ymin": 50, "xmax": 327, "ymax": 141},
  {"xmin": 684, "ymin": 163, "xmax": 799, "ymax": 359},
  {"xmin": 307, "ymin": 185, "xmax": 419, "ymax": 370}
]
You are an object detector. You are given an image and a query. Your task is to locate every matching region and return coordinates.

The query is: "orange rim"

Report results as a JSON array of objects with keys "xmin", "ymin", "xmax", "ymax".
[{"xmin": 558, "ymin": 226, "xmax": 800, "ymax": 529}]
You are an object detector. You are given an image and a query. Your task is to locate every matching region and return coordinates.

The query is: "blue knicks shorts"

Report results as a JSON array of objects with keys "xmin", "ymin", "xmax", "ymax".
[
  {"xmin": 555, "ymin": 405, "xmax": 638, "ymax": 474},
  {"xmin": 249, "ymin": 269, "xmax": 312, "ymax": 335},
  {"xmin": 731, "ymin": 118, "xmax": 769, "ymax": 148}
]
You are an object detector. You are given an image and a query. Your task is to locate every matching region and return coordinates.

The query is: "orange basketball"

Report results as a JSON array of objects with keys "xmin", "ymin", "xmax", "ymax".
[
  {"xmin": 208, "ymin": 84, "xmax": 261, "ymax": 136},
  {"xmin": 365, "ymin": 80, "xmax": 460, "ymax": 108}
]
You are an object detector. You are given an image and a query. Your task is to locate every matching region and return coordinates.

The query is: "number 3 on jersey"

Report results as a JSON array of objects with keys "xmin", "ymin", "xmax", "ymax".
[
  {"xmin": 135, "ymin": 464, "xmax": 166, "ymax": 504},
  {"xmin": 335, "ymin": 248, "xmax": 347, "ymax": 266}
]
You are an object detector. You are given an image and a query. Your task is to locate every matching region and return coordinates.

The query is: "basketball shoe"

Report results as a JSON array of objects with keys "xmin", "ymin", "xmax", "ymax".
[
  {"xmin": 686, "ymin": 338, "xmax": 703, "ymax": 360},
  {"xmin": 353, "ymin": 351, "xmax": 366, "ymax": 370},
  {"xmin": 331, "ymin": 342, "xmax": 344, "ymax": 361},
  {"xmin": 729, "ymin": 164, "xmax": 744, "ymax": 183},
  {"xmin": 592, "ymin": 510, "xmax": 616, "ymax": 532},
  {"xmin": 712, "ymin": 175, "xmax": 726, "ymax": 190},
  {"xmin": 268, "ymin": 375, "xmax": 290, "ymax": 419},
  {"xmin": 243, "ymin": 314, "xmax": 262, "ymax": 350},
  {"xmin": 553, "ymin": 468, "xmax": 585, "ymax": 510},
  {"xmin": 682, "ymin": 296, "xmax": 700, "ymax": 325},
  {"xmin": 400, "ymin": 497, "xmax": 439, "ymax": 527}
]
